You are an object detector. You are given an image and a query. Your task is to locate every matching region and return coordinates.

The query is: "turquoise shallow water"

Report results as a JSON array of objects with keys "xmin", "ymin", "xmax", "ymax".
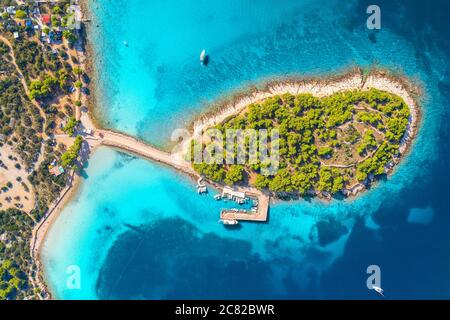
[{"xmin": 42, "ymin": 0, "xmax": 450, "ymax": 299}]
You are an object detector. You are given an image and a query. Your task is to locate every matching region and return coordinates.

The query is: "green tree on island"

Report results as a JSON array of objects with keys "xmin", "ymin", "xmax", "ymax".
[
  {"xmin": 51, "ymin": 15, "xmax": 61, "ymax": 27},
  {"xmin": 29, "ymin": 75, "xmax": 58, "ymax": 100},
  {"xmin": 52, "ymin": 6, "xmax": 62, "ymax": 15},
  {"xmin": 63, "ymin": 30, "xmax": 77, "ymax": 45},
  {"xmin": 14, "ymin": 10, "xmax": 27, "ymax": 20},
  {"xmin": 73, "ymin": 67, "xmax": 83, "ymax": 76},
  {"xmin": 191, "ymin": 88, "xmax": 410, "ymax": 197},
  {"xmin": 224, "ymin": 165, "xmax": 245, "ymax": 185},
  {"xmin": 62, "ymin": 116, "xmax": 79, "ymax": 136},
  {"xmin": 61, "ymin": 136, "xmax": 83, "ymax": 168},
  {"xmin": 74, "ymin": 80, "xmax": 82, "ymax": 89}
]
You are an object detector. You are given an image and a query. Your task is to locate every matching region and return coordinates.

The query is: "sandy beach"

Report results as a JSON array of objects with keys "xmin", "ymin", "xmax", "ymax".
[{"xmin": 30, "ymin": 137, "xmax": 99, "ymax": 298}]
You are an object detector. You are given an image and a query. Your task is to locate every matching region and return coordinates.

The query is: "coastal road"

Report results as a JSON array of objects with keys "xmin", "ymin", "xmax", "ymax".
[{"xmin": 98, "ymin": 129, "xmax": 197, "ymax": 177}]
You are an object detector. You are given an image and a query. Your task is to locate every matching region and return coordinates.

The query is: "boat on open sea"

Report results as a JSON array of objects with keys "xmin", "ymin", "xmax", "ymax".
[
  {"xmin": 372, "ymin": 286, "xmax": 385, "ymax": 297},
  {"xmin": 200, "ymin": 49, "xmax": 207, "ymax": 65}
]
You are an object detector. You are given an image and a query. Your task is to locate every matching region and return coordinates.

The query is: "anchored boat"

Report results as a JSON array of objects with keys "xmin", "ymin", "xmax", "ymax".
[
  {"xmin": 196, "ymin": 176, "xmax": 207, "ymax": 194},
  {"xmin": 220, "ymin": 219, "xmax": 239, "ymax": 225},
  {"xmin": 372, "ymin": 285, "xmax": 385, "ymax": 297},
  {"xmin": 200, "ymin": 49, "xmax": 208, "ymax": 65}
]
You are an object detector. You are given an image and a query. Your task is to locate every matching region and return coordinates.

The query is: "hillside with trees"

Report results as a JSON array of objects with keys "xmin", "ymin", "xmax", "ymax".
[{"xmin": 0, "ymin": 0, "xmax": 86, "ymax": 299}]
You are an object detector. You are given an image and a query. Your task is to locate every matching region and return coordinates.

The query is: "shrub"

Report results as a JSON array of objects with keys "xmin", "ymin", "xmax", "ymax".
[{"xmin": 14, "ymin": 10, "xmax": 27, "ymax": 20}]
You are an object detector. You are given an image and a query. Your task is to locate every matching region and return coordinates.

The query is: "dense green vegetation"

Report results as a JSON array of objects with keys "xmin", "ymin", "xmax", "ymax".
[
  {"xmin": 14, "ymin": 10, "xmax": 27, "ymax": 20},
  {"xmin": 0, "ymin": 42, "xmax": 43, "ymax": 168},
  {"xmin": 29, "ymin": 75, "xmax": 58, "ymax": 100},
  {"xmin": 0, "ymin": 209, "xmax": 34, "ymax": 300},
  {"xmin": 62, "ymin": 30, "xmax": 77, "ymax": 45},
  {"xmin": 0, "ymin": 33, "xmax": 72, "ymax": 219},
  {"xmin": 193, "ymin": 89, "xmax": 411, "ymax": 197},
  {"xmin": 0, "ymin": 40, "xmax": 64, "ymax": 300},
  {"xmin": 62, "ymin": 116, "xmax": 79, "ymax": 136},
  {"xmin": 60, "ymin": 136, "xmax": 83, "ymax": 168},
  {"xmin": 0, "ymin": 0, "xmax": 86, "ymax": 299},
  {"xmin": 13, "ymin": 39, "xmax": 76, "ymax": 92}
]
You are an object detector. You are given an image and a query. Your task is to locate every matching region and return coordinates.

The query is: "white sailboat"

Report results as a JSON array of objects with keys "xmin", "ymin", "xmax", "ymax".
[{"xmin": 200, "ymin": 49, "xmax": 206, "ymax": 65}]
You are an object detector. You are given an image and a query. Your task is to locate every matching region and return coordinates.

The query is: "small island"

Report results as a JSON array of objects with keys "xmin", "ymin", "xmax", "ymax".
[{"xmin": 189, "ymin": 70, "xmax": 420, "ymax": 200}]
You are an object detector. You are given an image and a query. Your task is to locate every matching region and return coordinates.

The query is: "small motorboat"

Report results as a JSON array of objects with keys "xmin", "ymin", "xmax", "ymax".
[
  {"xmin": 220, "ymin": 219, "xmax": 239, "ymax": 225},
  {"xmin": 197, "ymin": 177, "xmax": 206, "ymax": 188},
  {"xmin": 197, "ymin": 186, "xmax": 207, "ymax": 194},
  {"xmin": 214, "ymin": 194, "xmax": 222, "ymax": 201},
  {"xmin": 200, "ymin": 49, "xmax": 208, "ymax": 65},
  {"xmin": 372, "ymin": 285, "xmax": 385, "ymax": 297},
  {"xmin": 123, "ymin": 41, "xmax": 129, "ymax": 47}
]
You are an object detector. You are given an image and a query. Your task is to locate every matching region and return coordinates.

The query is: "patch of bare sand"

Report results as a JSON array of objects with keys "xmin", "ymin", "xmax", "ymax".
[{"xmin": 0, "ymin": 145, "xmax": 35, "ymax": 212}]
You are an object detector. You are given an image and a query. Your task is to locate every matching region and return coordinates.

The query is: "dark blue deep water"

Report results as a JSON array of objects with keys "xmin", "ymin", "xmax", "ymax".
[{"xmin": 42, "ymin": 0, "xmax": 450, "ymax": 299}]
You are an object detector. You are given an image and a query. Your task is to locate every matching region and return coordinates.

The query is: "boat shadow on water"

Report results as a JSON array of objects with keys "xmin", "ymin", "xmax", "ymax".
[
  {"xmin": 202, "ymin": 55, "xmax": 209, "ymax": 66},
  {"xmin": 222, "ymin": 223, "xmax": 242, "ymax": 231}
]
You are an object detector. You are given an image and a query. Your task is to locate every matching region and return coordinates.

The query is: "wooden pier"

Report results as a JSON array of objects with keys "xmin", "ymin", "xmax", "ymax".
[{"xmin": 220, "ymin": 188, "xmax": 269, "ymax": 222}]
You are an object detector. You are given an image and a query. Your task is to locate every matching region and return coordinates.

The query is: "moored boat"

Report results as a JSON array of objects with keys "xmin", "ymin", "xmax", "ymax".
[
  {"xmin": 200, "ymin": 49, "xmax": 207, "ymax": 65},
  {"xmin": 220, "ymin": 219, "xmax": 239, "ymax": 225}
]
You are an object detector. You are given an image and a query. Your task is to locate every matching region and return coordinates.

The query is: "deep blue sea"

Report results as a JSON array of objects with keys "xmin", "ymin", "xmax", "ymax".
[{"xmin": 41, "ymin": 0, "xmax": 450, "ymax": 299}]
